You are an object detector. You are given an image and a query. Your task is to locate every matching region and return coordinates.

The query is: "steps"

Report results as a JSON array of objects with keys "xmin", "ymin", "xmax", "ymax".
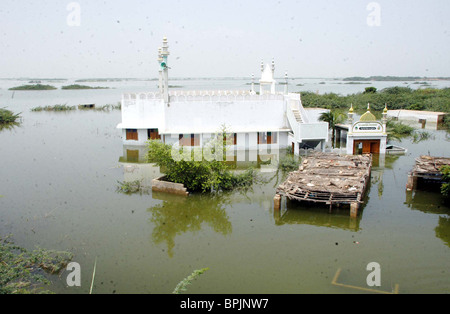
[{"xmin": 291, "ymin": 108, "xmax": 303, "ymax": 123}]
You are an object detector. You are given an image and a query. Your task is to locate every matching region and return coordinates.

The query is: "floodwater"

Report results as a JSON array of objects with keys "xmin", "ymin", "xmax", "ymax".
[{"xmin": 0, "ymin": 78, "xmax": 449, "ymax": 294}]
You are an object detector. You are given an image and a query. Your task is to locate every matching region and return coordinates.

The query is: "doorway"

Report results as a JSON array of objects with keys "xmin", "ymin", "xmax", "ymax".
[{"xmin": 353, "ymin": 139, "xmax": 380, "ymax": 155}]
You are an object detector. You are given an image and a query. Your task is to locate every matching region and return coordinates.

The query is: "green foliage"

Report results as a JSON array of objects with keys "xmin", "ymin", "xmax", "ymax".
[
  {"xmin": 364, "ymin": 87, "xmax": 377, "ymax": 94},
  {"xmin": 9, "ymin": 84, "xmax": 57, "ymax": 91},
  {"xmin": 0, "ymin": 108, "xmax": 21, "ymax": 124},
  {"xmin": 300, "ymin": 86, "xmax": 450, "ymax": 113},
  {"xmin": 0, "ymin": 236, "xmax": 73, "ymax": 294},
  {"xmin": 440, "ymin": 165, "xmax": 450, "ymax": 198},
  {"xmin": 173, "ymin": 268, "xmax": 209, "ymax": 294},
  {"xmin": 147, "ymin": 134, "xmax": 256, "ymax": 193},
  {"xmin": 318, "ymin": 110, "xmax": 345, "ymax": 147}
]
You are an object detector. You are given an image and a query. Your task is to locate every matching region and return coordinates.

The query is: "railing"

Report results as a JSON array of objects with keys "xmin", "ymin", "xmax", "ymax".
[{"xmin": 122, "ymin": 90, "xmax": 285, "ymax": 104}]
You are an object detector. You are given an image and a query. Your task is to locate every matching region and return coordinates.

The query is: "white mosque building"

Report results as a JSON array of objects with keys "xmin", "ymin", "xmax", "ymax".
[{"xmin": 117, "ymin": 37, "xmax": 329, "ymax": 157}]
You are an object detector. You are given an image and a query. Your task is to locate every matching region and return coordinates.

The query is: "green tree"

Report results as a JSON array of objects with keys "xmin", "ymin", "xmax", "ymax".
[
  {"xmin": 147, "ymin": 130, "xmax": 256, "ymax": 193},
  {"xmin": 318, "ymin": 110, "xmax": 345, "ymax": 147},
  {"xmin": 364, "ymin": 87, "xmax": 377, "ymax": 94}
]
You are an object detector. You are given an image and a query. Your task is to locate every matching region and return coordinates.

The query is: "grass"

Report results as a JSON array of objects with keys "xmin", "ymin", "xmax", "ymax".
[
  {"xmin": 9, "ymin": 84, "xmax": 57, "ymax": 91},
  {"xmin": 0, "ymin": 108, "xmax": 21, "ymax": 124}
]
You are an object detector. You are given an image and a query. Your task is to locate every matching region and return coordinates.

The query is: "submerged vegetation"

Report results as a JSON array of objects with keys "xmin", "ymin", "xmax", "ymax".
[
  {"xmin": 173, "ymin": 268, "xmax": 209, "ymax": 294},
  {"xmin": 116, "ymin": 180, "xmax": 143, "ymax": 194},
  {"xmin": 0, "ymin": 108, "xmax": 21, "ymax": 124},
  {"xmin": 31, "ymin": 103, "xmax": 121, "ymax": 112},
  {"xmin": 0, "ymin": 108, "xmax": 21, "ymax": 130},
  {"xmin": 31, "ymin": 104, "xmax": 76, "ymax": 112},
  {"xmin": 386, "ymin": 119, "xmax": 433, "ymax": 143},
  {"xmin": 9, "ymin": 84, "xmax": 57, "ymax": 91},
  {"xmin": 0, "ymin": 236, "xmax": 73, "ymax": 294}
]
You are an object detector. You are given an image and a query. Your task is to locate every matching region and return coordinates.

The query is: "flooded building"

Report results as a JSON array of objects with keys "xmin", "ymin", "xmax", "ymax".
[
  {"xmin": 116, "ymin": 37, "xmax": 329, "ymax": 156},
  {"xmin": 346, "ymin": 103, "xmax": 388, "ymax": 155}
]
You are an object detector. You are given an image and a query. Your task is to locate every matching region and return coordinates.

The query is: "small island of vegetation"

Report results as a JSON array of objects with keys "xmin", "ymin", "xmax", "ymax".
[
  {"xmin": 9, "ymin": 84, "xmax": 57, "ymax": 91},
  {"xmin": 61, "ymin": 84, "xmax": 109, "ymax": 90}
]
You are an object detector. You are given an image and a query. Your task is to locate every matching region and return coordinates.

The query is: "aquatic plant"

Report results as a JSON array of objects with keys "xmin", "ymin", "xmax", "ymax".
[
  {"xmin": 116, "ymin": 180, "xmax": 142, "ymax": 194},
  {"xmin": 173, "ymin": 268, "xmax": 209, "ymax": 294},
  {"xmin": 0, "ymin": 108, "xmax": 21, "ymax": 124},
  {"xmin": 0, "ymin": 235, "xmax": 73, "ymax": 294}
]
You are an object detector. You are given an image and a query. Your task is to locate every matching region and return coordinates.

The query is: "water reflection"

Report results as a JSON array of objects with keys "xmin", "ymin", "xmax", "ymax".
[
  {"xmin": 405, "ymin": 190, "xmax": 449, "ymax": 214},
  {"xmin": 274, "ymin": 202, "xmax": 362, "ymax": 231},
  {"xmin": 148, "ymin": 192, "xmax": 232, "ymax": 257},
  {"xmin": 435, "ymin": 216, "xmax": 450, "ymax": 248}
]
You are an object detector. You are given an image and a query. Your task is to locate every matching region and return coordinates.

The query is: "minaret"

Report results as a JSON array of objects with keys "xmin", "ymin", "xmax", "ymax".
[
  {"xmin": 271, "ymin": 59, "xmax": 276, "ymax": 94},
  {"xmin": 348, "ymin": 103, "xmax": 354, "ymax": 134},
  {"xmin": 160, "ymin": 37, "xmax": 170, "ymax": 104},
  {"xmin": 382, "ymin": 103, "xmax": 388, "ymax": 134},
  {"xmin": 157, "ymin": 47, "xmax": 163, "ymax": 94}
]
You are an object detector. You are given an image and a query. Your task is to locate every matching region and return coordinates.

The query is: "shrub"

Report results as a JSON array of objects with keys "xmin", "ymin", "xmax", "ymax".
[{"xmin": 147, "ymin": 136, "xmax": 256, "ymax": 193}]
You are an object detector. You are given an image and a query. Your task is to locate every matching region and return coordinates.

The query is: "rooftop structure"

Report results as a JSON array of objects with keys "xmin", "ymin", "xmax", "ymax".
[{"xmin": 275, "ymin": 153, "xmax": 372, "ymax": 218}]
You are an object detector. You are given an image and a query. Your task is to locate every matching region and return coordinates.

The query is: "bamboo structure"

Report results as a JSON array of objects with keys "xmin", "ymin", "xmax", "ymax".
[
  {"xmin": 406, "ymin": 156, "xmax": 450, "ymax": 191},
  {"xmin": 275, "ymin": 153, "xmax": 372, "ymax": 218}
]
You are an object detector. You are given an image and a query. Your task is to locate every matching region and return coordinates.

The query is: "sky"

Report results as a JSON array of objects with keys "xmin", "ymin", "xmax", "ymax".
[{"xmin": 0, "ymin": 0, "xmax": 449, "ymax": 79}]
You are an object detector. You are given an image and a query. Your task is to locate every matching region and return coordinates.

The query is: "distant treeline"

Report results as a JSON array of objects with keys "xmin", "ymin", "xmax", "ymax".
[
  {"xmin": 343, "ymin": 76, "xmax": 450, "ymax": 82},
  {"xmin": 9, "ymin": 84, "xmax": 110, "ymax": 90},
  {"xmin": 300, "ymin": 86, "xmax": 450, "ymax": 114}
]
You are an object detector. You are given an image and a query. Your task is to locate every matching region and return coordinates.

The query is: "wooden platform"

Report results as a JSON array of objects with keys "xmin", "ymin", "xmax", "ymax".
[
  {"xmin": 275, "ymin": 153, "xmax": 372, "ymax": 218},
  {"xmin": 406, "ymin": 155, "xmax": 450, "ymax": 191}
]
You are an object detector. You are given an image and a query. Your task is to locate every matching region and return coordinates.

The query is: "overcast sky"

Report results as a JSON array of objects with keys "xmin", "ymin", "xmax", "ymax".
[{"xmin": 1, "ymin": 0, "xmax": 449, "ymax": 79}]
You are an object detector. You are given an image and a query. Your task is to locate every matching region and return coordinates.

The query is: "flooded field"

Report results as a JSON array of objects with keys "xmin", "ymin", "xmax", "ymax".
[{"xmin": 0, "ymin": 78, "xmax": 449, "ymax": 294}]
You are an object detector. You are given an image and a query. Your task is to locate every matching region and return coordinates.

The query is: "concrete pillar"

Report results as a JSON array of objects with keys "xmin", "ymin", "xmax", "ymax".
[
  {"xmin": 406, "ymin": 174, "xmax": 417, "ymax": 191},
  {"xmin": 274, "ymin": 194, "xmax": 281, "ymax": 211},
  {"xmin": 350, "ymin": 202, "xmax": 359, "ymax": 218}
]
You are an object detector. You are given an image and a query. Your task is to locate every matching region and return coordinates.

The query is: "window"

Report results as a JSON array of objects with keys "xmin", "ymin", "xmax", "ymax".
[
  {"xmin": 258, "ymin": 132, "xmax": 278, "ymax": 144},
  {"xmin": 126, "ymin": 129, "xmax": 138, "ymax": 141},
  {"xmin": 179, "ymin": 134, "xmax": 200, "ymax": 146},
  {"xmin": 148, "ymin": 129, "xmax": 161, "ymax": 140},
  {"xmin": 225, "ymin": 133, "xmax": 237, "ymax": 145}
]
